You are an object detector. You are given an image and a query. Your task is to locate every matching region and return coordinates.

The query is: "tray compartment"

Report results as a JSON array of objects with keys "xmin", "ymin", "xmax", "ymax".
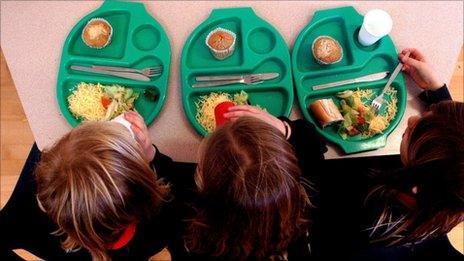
[
  {"xmin": 247, "ymin": 27, "xmax": 276, "ymax": 54},
  {"xmin": 301, "ymin": 81, "xmax": 405, "ymax": 147},
  {"xmin": 68, "ymin": 11, "xmax": 130, "ymax": 59},
  {"xmin": 296, "ymin": 16, "xmax": 354, "ymax": 73},
  {"xmin": 185, "ymin": 87, "xmax": 291, "ymax": 134},
  {"xmin": 132, "ymin": 24, "xmax": 161, "ymax": 51},
  {"xmin": 185, "ymin": 18, "xmax": 244, "ymax": 69},
  {"xmin": 187, "ymin": 57, "xmax": 287, "ymax": 87}
]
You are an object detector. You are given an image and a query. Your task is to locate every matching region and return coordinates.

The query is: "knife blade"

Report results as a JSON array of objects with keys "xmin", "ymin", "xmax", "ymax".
[
  {"xmin": 196, "ymin": 72, "xmax": 279, "ymax": 82},
  {"xmin": 70, "ymin": 65, "xmax": 150, "ymax": 82},
  {"xmin": 312, "ymin": 71, "xmax": 389, "ymax": 90}
]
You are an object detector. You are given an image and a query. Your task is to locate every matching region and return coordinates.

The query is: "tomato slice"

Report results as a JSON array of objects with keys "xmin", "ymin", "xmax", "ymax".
[
  {"xmin": 101, "ymin": 96, "xmax": 111, "ymax": 109},
  {"xmin": 357, "ymin": 116, "xmax": 366, "ymax": 125}
]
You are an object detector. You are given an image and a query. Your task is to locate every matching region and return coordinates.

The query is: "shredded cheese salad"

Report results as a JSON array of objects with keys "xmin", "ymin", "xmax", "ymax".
[
  {"xmin": 195, "ymin": 91, "xmax": 252, "ymax": 133},
  {"xmin": 336, "ymin": 88, "xmax": 398, "ymax": 139},
  {"xmin": 68, "ymin": 82, "xmax": 139, "ymax": 122}
]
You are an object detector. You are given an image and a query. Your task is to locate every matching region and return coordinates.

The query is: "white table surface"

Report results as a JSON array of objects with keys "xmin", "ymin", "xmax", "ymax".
[{"xmin": 1, "ymin": 1, "xmax": 463, "ymax": 162}]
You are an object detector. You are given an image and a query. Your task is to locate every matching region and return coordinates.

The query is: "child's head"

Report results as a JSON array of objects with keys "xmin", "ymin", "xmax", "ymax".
[
  {"xmin": 372, "ymin": 101, "xmax": 464, "ymax": 244},
  {"xmin": 35, "ymin": 122, "xmax": 168, "ymax": 260},
  {"xmin": 187, "ymin": 116, "xmax": 310, "ymax": 259}
]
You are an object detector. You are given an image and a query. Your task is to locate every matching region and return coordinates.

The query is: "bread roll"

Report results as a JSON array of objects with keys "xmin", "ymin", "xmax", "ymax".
[{"xmin": 309, "ymin": 99, "xmax": 344, "ymax": 127}]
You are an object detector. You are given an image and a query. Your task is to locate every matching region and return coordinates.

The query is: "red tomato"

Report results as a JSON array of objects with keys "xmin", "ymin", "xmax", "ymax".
[
  {"xmin": 357, "ymin": 116, "xmax": 366, "ymax": 125},
  {"xmin": 214, "ymin": 101, "xmax": 235, "ymax": 127},
  {"xmin": 101, "ymin": 96, "xmax": 111, "ymax": 109}
]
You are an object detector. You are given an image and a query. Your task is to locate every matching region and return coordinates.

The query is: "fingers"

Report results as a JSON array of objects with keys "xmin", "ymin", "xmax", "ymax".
[
  {"xmin": 402, "ymin": 48, "xmax": 425, "ymax": 61},
  {"xmin": 124, "ymin": 111, "xmax": 145, "ymax": 130},
  {"xmin": 130, "ymin": 123, "xmax": 146, "ymax": 144},
  {"xmin": 223, "ymin": 110, "xmax": 256, "ymax": 119},
  {"xmin": 399, "ymin": 53, "xmax": 422, "ymax": 68},
  {"xmin": 227, "ymin": 105, "xmax": 261, "ymax": 113},
  {"xmin": 402, "ymin": 64, "xmax": 411, "ymax": 72}
]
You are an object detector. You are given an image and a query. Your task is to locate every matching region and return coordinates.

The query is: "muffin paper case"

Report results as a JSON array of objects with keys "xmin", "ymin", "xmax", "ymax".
[
  {"xmin": 205, "ymin": 27, "xmax": 236, "ymax": 60},
  {"xmin": 81, "ymin": 17, "xmax": 113, "ymax": 49},
  {"xmin": 311, "ymin": 35, "xmax": 343, "ymax": 65}
]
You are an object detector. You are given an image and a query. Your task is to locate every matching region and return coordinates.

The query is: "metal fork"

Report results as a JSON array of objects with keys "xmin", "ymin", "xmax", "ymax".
[
  {"xmin": 192, "ymin": 75, "xmax": 263, "ymax": 88},
  {"xmin": 92, "ymin": 65, "xmax": 163, "ymax": 77},
  {"xmin": 371, "ymin": 53, "xmax": 409, "ymax": 112}
]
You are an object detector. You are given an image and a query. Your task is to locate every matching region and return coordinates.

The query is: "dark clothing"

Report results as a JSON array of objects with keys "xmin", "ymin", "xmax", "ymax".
[
  {"xmin": 418, "ymin": 84, "xmax": 452, "ymax": 104},
  {"xmin": 345, "ymin": 85, "xmax": 459, "ymax": 260},
  {"xmin": 0, "ymin": 144, "xmax": 194, "ymax": 260}
]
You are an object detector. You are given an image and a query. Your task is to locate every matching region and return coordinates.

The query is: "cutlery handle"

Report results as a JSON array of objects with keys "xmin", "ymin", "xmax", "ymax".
[
  {"xmin": 192, "ymin": 79, "xmax": 242, "ymax": 88},
  {"xmin": 313, "ymin": 78, "xmax": 357, "ymax": 90},
  {"xmin": 196, "ymin": 75, "xmax": 243, "ymax": 81},
  {"xmin": 93, "ymin": 65, "xmax": 140, "ymax": 73},
  {"xmin": 381, "ymin": 60, "xmax": 406, "ymax": 94},
  {"xmin": 71, "ymin": 66, "xmax": 150, "ymax": 82}
]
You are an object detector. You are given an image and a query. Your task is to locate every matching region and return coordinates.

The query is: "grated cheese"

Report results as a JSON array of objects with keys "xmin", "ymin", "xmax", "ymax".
[
  {"xmin": 195, "ymin": 92, "xmax": 233, "ymax": 133},
  {"xmin": 348, "ymin": 88, "xmax": 398, "ymax": 137},
  {"xmin": 68, "ymin": 82, "xmax": 106, "ymax": 121}
]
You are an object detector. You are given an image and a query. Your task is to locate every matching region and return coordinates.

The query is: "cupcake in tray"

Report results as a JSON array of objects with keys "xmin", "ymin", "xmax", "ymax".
[
  {"xmin": 205, "ymin": 27, "xmax": 236, "ymax": 60},
  {"xmin": 312, "ymin": 36, "xmax": 343, "ymax": 65},
  {"xmin": 81, "ymin": 18, "xmax": 113, "ymax": 49}
]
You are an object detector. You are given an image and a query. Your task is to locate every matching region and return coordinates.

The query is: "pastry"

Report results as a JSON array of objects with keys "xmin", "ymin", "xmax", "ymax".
[
  {"xmin": 309, "ymin": 98, "xmax": 344, "ymax": 128},
  {"xmin": 312, "ymin": 36, "xmax": 343, "ymax": 65},
  {"xmin": 205, "ymin": 27, "xmax": 236, "ymax": 60},
  {"xmin": 82, "ymin": 18, "xmax": 113, "ymax": 49}
]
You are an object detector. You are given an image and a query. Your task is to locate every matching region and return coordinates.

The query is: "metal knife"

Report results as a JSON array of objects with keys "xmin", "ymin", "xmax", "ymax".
[
  {"xmin": 70, "ymin": 65, "xmax": 150, "ymax": 82},
  {"xmin": 196, "ymin": 72, "xmax": 279, "ymax": 82},
  {"xmin": 312, "ymin": 71, "xmax": 389, "ymax": 90}
]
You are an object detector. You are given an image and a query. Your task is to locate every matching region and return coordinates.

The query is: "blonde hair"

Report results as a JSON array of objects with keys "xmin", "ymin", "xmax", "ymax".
[
  {"xmin": 186, "ymin": 117, "xmax": 311, "ymax": 259},
  {"xmin": 366, "ymin": 101, "xmax": 464, "ymax": 245},
  {"xmin": 35, "ymin": 122, "xmax": 169, "ymax": 260}
]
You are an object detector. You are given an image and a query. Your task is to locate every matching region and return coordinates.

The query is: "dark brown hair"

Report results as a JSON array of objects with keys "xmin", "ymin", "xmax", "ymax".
[
  {"xmin": 186, "ymin": 117, "xmax": 311, "ymax": 260},
  {"xmin": 367, "ymin": 101, "xmax": 464, "ymax": 245},
  {"xmin": 35, "ymin": 122, "xmax": 169, "ymax": 260}
]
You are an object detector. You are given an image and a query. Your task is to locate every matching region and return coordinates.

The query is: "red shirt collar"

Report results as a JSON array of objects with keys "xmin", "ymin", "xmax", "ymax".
[{"xmin": 108, "ymin": 223, "xmax": 137, "ymax": 250}]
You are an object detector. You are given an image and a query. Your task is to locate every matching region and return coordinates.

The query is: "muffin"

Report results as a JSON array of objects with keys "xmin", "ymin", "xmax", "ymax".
[
  {"xmin": 312, "ymin": 36, "xmax": 343, "ymax": 65},
  {"xmin": 82, "ymin": 18, "xmax": 113, "ymax": 49},
  {"xmin": 205, "ymin": 27, "xmax": 236, "ymax": 60}
]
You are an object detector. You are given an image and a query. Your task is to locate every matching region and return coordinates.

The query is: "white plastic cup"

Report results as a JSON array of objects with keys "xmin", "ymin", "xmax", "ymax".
[
  {"xmin": 358, "ymin": 9, "xmax": 393, "ymax": 46},
  {"xmin": 111, "ymin": 114, "xmax": 135, "ymax": 139}
]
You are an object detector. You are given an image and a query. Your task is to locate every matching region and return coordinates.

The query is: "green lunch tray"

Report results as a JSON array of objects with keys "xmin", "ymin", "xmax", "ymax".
[
  {"xmin": 56, "ymin": 0, "xmax": 171, "ymax": 127},
  {"xmin": 292, "ymin": 6, "xmax": 407, "ymax": 154},
  {"xmin": 181, "ymin": 7, "xmax": 293, "ymax": 136}
]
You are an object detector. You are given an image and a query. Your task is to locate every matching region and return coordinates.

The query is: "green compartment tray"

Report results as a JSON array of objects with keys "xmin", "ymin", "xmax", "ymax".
[
  {"xmin": 181, "ymin": 7, "xmax": 293, "ymax": 136},
  {"xmin": 56, "ymin": 0, "xmax": 171, "ymax": 127},
  {"xmin": 292, "ymin": 6, "xmax": 407, "ymax": 154}
]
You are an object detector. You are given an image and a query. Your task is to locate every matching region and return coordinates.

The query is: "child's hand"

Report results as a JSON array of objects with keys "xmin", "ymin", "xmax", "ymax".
[
  {"xmin": 223, "ymin": 105, "xmax": 289, "ymax": 138},
  {"xmin": 124, "ymin": 111, "xmax": 156, "ymax": 162},
  {"xmin": 399, "ymin": 48, "xmax": 444, "ymax": 91}
]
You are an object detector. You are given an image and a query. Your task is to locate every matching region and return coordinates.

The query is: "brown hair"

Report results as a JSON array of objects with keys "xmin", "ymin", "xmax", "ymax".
[
  {"xmin": 186, "ymin": 117, "xmax": 311, "ymax": 259},
  {"xmin": 35, "ymin": 122, "xmax": 169, "ymax": 260},
  {"xmin": 367, "ymin": 101, "xmax": 464, "ymax": 245}
]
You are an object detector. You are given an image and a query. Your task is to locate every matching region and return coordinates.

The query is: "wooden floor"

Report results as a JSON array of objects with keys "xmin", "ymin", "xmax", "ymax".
[{"xmin": 1, "ymin": 47, "xmax": 463, "ymax": 259}]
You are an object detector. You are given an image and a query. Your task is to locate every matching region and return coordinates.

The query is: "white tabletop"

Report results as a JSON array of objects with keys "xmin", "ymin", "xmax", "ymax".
[{"xmin": 1, "ymin": 1, "xmax": 463, "ymax": 162}]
